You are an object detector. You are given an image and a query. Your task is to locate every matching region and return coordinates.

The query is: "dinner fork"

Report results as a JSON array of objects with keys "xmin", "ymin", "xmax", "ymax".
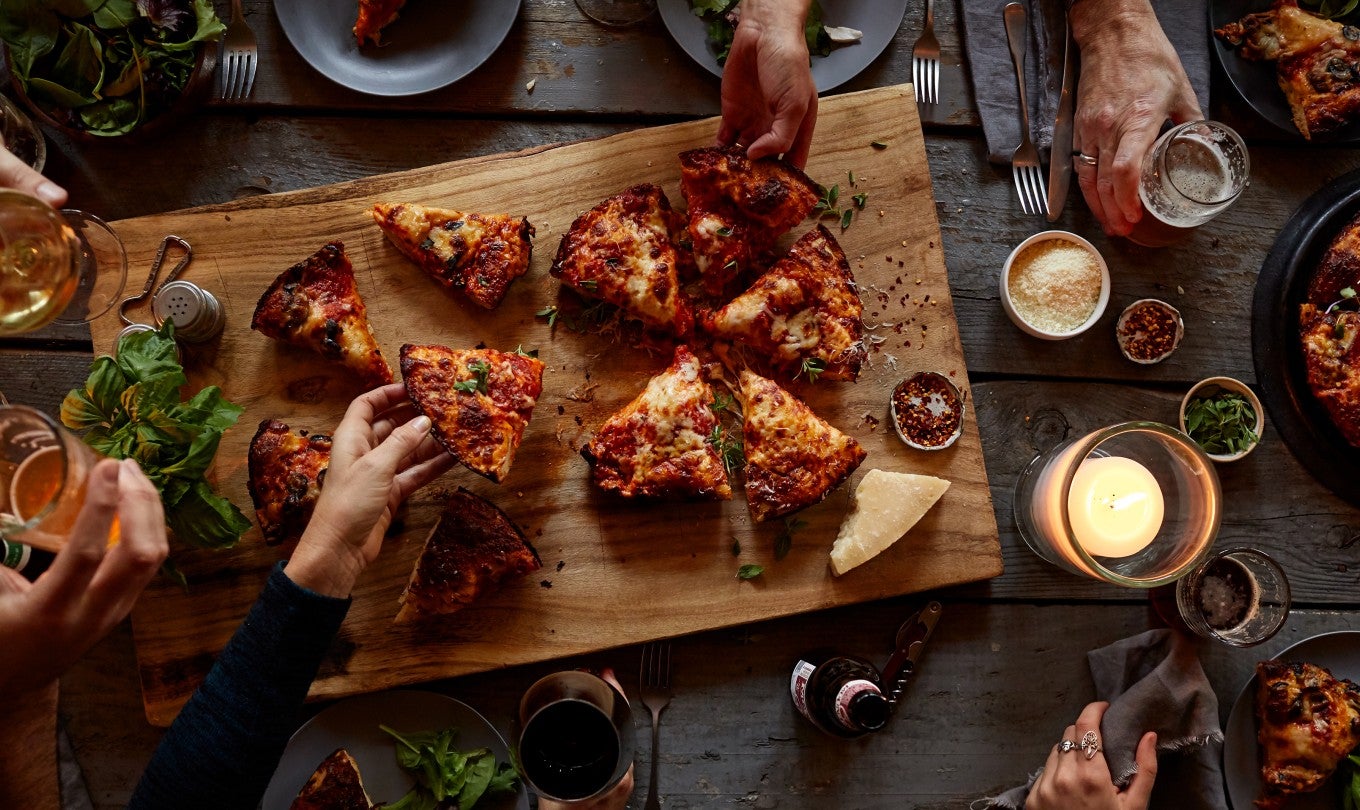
[
  {"xmin": 1003, "ymin": 3, "xmax": 1048, "ymax": 217},
  {"xmin": 219, "ymin": 0, "xmax": 258, "ymax": 100},
  {"xmin": 639, "ymin": 641, "xmax": 672, "ymax": 810},
  {"xmin": 911, "ymin": 0, "xmax": 939, "ymax": 105}
]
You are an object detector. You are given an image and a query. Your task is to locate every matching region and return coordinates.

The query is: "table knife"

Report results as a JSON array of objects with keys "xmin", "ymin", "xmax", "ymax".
[
  {"xmin": 882, "ymin": 601, "xmax": 942, "ymax": 705},
  {"xmin": 1047, "ymin": 20, "xmax": 1076, "ymax": 223}
]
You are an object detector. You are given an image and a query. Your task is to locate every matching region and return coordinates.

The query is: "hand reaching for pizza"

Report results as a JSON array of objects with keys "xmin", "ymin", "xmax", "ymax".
[
  {"xmin": 0, "ymin": 459, "xmax": 167, "ymax": 697},
  {"xmin": 718, "ymin": 0, "xmax": 818, "ymax": 169},
  {"xmin": 1070, "ymin": 0, "xmax": 1201, "ymax": 237},
  {"xmin": 1025, "ymin": 702, "xmax": 1158, "ymax": 810},
  {"xmin": 286, "ymin": 383, "xmax": 455, "ymax": 598},
  {"xmin": 0, "ymin": 148, "xmax": 66, "ymax": 207}
]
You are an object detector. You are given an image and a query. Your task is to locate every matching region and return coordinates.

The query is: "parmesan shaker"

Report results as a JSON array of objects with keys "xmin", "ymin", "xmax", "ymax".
[{"xmin": 153, "ymin": 281, "xmax": 225, "ymax": 343}]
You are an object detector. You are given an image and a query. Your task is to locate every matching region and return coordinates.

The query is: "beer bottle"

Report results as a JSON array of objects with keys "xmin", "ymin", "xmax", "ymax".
[
  {"xmin": 789, "ymin": 652, "xmax": 891, "ymax": 739},
  {"xmin": 2, "ymin": 539, "xmax": 54, "ymax": 580}
]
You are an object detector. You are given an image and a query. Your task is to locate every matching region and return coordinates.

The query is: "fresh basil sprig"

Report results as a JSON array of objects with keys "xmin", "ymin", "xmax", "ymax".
[
  {"xmin": 1184, "ymin": 391, "xmax": 1259, "ymax": 456},
  {"xmin": 380, "ymin": 725, "xmax": 519, "ymax": 810}
]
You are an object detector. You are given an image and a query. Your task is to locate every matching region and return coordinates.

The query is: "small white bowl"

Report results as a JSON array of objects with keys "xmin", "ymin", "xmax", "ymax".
[
  {"xmin": 1178, "ymin": 376, "xmax": 1265, "ymax": 463},
  {"xmin": 1000, "ymin": 230, "xmax": 1111, "ymax": 340}
]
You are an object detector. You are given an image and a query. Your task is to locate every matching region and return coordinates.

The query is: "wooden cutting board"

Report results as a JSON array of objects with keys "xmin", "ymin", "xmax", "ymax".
[{"xmin": 97, "ymin": 84, "xmax": 1001, "ymax": 727}]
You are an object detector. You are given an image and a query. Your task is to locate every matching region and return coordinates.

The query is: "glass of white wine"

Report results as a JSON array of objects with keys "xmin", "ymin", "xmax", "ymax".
[
  {"xmin": 575, "ymin": 0, "xmax": 656, "ymax": 26},
  {"xmin": 0, "ymin": 190, "xmax": 127, "ymax": 335}
]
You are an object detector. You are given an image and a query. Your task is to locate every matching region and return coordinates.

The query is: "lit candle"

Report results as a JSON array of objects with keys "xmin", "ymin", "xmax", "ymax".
[{"xmin": 1066, "ymin": 456, "xmax": 1165, "ymax": 558}]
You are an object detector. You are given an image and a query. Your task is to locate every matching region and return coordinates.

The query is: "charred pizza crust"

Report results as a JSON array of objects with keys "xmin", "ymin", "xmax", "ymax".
[
  {"xmin": 251, "ymin": 241, "xmax": 393, "ymax": 389},
  {"xmin": 353, "ymin": 0, "xmax": 406, "ymax": 47},
  {"xmin": 247, "ymin": 419, "xmax": 331, "ymax": 547},
  {"xmin": 396, "ymin": 487, "xmax": 541, "ymax": 623},
  {"xmin": 1300, "ymin": 212, "xmax": 1360, "ymax": 447},
  {"xmin": 290, "ymin": 748, "xmax": 372, "ymax": 810},
  {"xmin": 1255, "ymin": 659, "xmax": 1360, "ymax": 808},
  {"xmin": 400, "ymin": 344, "xmax": 544, "ymax": 483},
  {"xmin": 582, "ymin": 345, "xmax": 733, "ymax": 499}
]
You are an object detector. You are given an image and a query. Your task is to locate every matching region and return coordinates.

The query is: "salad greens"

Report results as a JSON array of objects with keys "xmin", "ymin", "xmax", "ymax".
[
  {"xmin": 689, "ymin": 0, "xmax": 834, "ymax": 65},
  {"xmin": 380, "ymin": 725, "xmax": 520, "ymax": 810},
  {"xmin": 1184, "ymin": 391, "xmax": 1259, "ymax": 456},
  {"xmin": 1340, "ymin": 752, "xmax": 1360, "ymax": 810},
  {"xmin": 1301, "ymin": 0, "xmax": 1360, "ymax": 20},
  {"xmin": 0, "ymin": 0, "xmax": 225, "ymax": 136},
  {"xmin": 60, "ymin": 321, "xmax": 251, "ymax": 551}
]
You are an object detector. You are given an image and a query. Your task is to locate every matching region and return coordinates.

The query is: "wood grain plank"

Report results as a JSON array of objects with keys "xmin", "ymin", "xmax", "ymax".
[{"xmin": 97, "ymin": 85, "xmax": 1001, "ymax": 726}]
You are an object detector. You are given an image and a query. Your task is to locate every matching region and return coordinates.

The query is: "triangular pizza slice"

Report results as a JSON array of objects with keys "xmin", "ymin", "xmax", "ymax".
[
  {"xmin": 291, "ymin": 749, "xmax": 373, "ymax": 810},
  {"xmin": 678, "ymin": 146, "xmax": 819, "ymax": 297},
  {"xmin": 372, "ymin": 202, "xmax": 534, "ymax": 310},
  {"xmin": 739, "ymin": 368, "xmax": 866, "ymax": 522},
  {"xmin": 251, "ymin": 241, "xmax": 393, "ymax": 389},
  {"xmin": 550, "ymin": 183, "xmax": 694, "ymax": 336},
  {"xmin": 396, "ymin": 487, "xmax": 541, "ymax": 623},
  {"xmin": 582, "ymin": 344, "xmax": 733, "ymax": 499},
  {"xmin": 702, "ymin": 225, "xmax": 866, "ymax": 382},
  {"xmin": 247, "ymin": 419, "xmax": 331, "ymax": 547},
  {"xmin": 400, "ymin": 343, "xmax": 544, "ymax": 483}
]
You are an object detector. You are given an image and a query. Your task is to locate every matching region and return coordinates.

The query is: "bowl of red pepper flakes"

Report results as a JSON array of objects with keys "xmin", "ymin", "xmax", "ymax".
[
  {"xmin": 890, "ymin": 372, "xmax": 965, "ymax": 450},
  {"xmin": 1116, "ymin": 299, "xmax": 1184, "ymax": 364}
]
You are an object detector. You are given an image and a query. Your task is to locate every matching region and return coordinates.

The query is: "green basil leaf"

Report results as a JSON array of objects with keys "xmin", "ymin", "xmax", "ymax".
[
  {"xmin": 738, "ymin": 564, "xmax": 764, "ymax": 579},
  {"xmin": 60, "ymin": 388, "xmax": 105, "ymax": 430},
  {"xmin": 166, "ymin": 480, "xmax": 249, "ymax": 549}
]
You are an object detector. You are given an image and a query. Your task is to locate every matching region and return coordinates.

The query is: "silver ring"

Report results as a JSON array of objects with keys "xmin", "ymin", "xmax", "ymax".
[
  {"xmin": 1080, "ymin": 730, "xmax": 1100, "ymax": 759},
  {"xmin": 1058, "ymin": 739, "xmax": 1078, "ymax": 753},
  {"xmin": 1074, "ymin": 152, "xmax": 1099, "ymax": 167}
]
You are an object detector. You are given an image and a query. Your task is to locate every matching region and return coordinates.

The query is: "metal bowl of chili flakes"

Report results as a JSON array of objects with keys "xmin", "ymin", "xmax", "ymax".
[
  {"xmin": 890, "ymin": 372, "xmax": 965, "ymax": 451},
  {"xmin": 1116, "ymin": 299, "xmax": 1184, "ymax": 364}
]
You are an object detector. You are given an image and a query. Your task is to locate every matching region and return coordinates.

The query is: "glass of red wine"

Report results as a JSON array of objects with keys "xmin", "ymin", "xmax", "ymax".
[{"xmin": 515, "ymin": 671, "xmax": 635, "ymax": 804}]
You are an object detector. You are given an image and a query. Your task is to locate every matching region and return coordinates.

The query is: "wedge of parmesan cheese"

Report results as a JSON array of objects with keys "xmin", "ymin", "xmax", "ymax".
[{"xmin": 830, "ymin": 469, "xmax": 950, "ymax": 575}]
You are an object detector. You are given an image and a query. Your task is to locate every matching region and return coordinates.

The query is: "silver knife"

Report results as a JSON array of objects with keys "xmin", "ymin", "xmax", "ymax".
[{"xmin": 1047, "ymin": 18, "xmax": 1076, "ymax": 223}]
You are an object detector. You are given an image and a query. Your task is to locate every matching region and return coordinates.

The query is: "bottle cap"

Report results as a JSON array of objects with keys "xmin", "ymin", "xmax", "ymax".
[{"xmin": 153, "ymin": 281, "xmax": 225, "ymax": 343}]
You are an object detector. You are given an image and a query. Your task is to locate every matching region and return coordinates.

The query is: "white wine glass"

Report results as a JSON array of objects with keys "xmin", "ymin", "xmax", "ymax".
[{"xmin": 575, "ymin": 0, "xmax": 656, "ymax": 26}]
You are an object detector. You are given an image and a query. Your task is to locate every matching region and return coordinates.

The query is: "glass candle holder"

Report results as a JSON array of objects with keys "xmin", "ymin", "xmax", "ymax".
[
  {"xmin": 1174, "ymin": 547, "xmax": 1290, "ymax": 647},
  {"xmin": 1014, "ymin": 421, "xmax": 1221, "ymax": 587}
]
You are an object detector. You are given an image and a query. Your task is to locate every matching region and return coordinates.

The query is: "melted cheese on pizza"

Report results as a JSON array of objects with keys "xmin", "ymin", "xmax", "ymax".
[
  {"xmin": 702, "ymin": 225, "xmax": 866, "ymax": 382},
  {"xmin": 400, "ymin": 344, "xmax": 544, "ymax": 483},
  {"xmin": 550, "ymin": 183, "xmax": 693, "ymax": 336},
  {"xmin": 582, "ymin": 345, "xmax": 732, "ymax": 499},
  {"xmin": 251, "ymin": 241, "xmax": 393, "ymax": 389},
  {"xmin": 291, "ymin": 749, "xmax": 372, "ymax": 810},
  {"xmin": 247, "ymin": 419, "xmax": 331, "ymax": 547},
  {"xmin": 396, "ymin": 487, "xmax": 541, "ymax": 623},
  {"xmin": 739, "ymin": 368, "xmax": 865, "ymax": 522},
  {"xmin": 1299, "ymin": 212, "xmax": 1360, "ymax": 447},
  {"xmin": 1255, "ymin": 660, "xmax": 1360, "ymax": 808},
  {"xmin": 353, "ymin": 0, "xmax": 406, "ymax": 47},
  {"xmin": 372, "ymin": 202, "xmax": 534, "ymax": 310}
]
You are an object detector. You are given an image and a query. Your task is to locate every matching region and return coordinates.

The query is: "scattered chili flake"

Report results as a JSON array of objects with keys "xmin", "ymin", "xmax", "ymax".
[
  {"xmin": 890, "ymin": 372, "xmax": 964, "ymax": 450},
  {"xmin": 1116, "ymin": 299, "xmax": 1183, "ymax": 364}
]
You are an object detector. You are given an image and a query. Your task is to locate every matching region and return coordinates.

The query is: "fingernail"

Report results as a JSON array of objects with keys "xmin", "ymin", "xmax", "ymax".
[
  {"xmin": 411, "ymin": 415, "xmax": 432, "ymax": 433},
  {"xmin": 121, "ymin": 458, "xmax": 141, "ymax": 475},
  {"xmin": 35, "ymin": 181, "xmax": 65, "ymax": 205}
]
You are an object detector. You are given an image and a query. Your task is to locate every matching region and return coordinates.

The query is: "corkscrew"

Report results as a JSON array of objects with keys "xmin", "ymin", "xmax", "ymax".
[{"xmin": 881, "ymin": 601, "xmax": 943, "ymax": 706}]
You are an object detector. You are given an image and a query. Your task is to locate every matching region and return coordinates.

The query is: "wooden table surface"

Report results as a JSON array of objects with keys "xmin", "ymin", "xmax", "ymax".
[{"xmin": 7, "ymin": 1, "xmax": 1360, "ymax": 807}]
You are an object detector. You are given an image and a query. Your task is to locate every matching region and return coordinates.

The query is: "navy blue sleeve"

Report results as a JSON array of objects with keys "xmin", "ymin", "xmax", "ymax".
[{"xmin": 128, "ymin": 562, "xmax": 351, "ymax": 810}]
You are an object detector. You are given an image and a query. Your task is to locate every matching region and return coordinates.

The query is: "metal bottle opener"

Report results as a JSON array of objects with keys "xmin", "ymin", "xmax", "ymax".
[
  {"xmin": 118, "ymin": 235, "xmax": 193, "ymax": 326},
  {"xmin": 882, "ymin": 600, "xmax": 943, "ymax": 705}
]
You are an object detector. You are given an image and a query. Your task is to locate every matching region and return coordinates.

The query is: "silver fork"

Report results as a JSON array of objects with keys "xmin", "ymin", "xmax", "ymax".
[
  {"xmin": 219, "ymin": 0, "xmax": 258, "ymax": 100},
  {"xmin": 1003, "ymin": 3, "xmax": 1048, "ymax": 216},
  {"xmin": 639, "ymin": 642, "xmax": 672, "ymax": 810},
  {"xmin": 911, "ymin": 0, "xmax": 939, "ymax": 105}
]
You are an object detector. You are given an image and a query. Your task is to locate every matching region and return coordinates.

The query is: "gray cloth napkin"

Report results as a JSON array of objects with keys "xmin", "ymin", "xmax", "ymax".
[
  {"xmin": 978, "ymin": 629, "xmax": 1228, "ymax": 810},
  {"xmin": 960, "ymin": 0, "xmax": 1213, "ymax": 165}
]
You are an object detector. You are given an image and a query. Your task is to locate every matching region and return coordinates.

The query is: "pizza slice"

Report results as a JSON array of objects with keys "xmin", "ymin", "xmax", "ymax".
[
  {"xmin": 251, "ymin": 241, "xmax": 393, "ymax": 389},
  {"xmin": 582, "ymin": 345, "xmax": 733, "ymax": 499},
  {"xmin": 550, "ymin": 183, "xmax": 694, "ymax": 336},
  {"xmin": 678, "ymin": 146, "xmax": 820, "ymax": 296},
  {"xmin": 291, "ymin": 749, "xmax": 372, "ymax": 810},
  {"xmin": 400, "ymin": 344, "xmax": 544, "ymax": 483},
  {"xmin": 739, "ymin": 368, "xmax": 865, "ymax": 522},
  {"xmin": 371, "ymin": 202, "xmax": 534, "ymax": 310},
  {"xmin": 1255, "ymin": 659, "xmax": 1360, "ymax": 808},
  {"xmin": 701, "ymin": 225, "xmax": 866, "ymax": 382},
  {"xmin": 247, "ymin": 419, "xmax": 331, "ymax": 547},
  {"xmin": 396, "ymin": 487, "xmax": 541, "ymax": 623},
  {"xmin": 353, "ymin": 0, "xmax": 406, "ymax": 47}
]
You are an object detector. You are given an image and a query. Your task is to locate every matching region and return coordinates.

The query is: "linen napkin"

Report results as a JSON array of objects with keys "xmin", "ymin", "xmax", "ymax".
[
  {"xmin": 978, "ymin": 629, "xmax": 1228, "ymax": 810},
  {"xmin": 960, "ymin": 0, "xmax": 1213, "ymax": 165}
]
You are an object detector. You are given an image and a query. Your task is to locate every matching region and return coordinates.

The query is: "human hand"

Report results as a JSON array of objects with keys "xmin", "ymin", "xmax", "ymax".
[
  {"xmin": 286, "ymin": 383, "xmax": 454, "ymax": 598},
  {"xmin": 0, "ymin": 149, "xmax": 66, "ymax": 207},
  {"xmin": 1070, "ymin": 0, "xmax": 1201, "ymax": 237},
  {"xmin": 538, "ymin": 667, "xmax": 636, "ymax": 810},
  {"xmin": 1025, "ymin": 701, "xmax": 1158, "ymax": 810},
  {"xmin": 718, "ymin": 0, "xmax": 818, "ymax": 169},
  {"xmin": 0, "ymin": 458, "xmax": 167, "ymax": 697}
]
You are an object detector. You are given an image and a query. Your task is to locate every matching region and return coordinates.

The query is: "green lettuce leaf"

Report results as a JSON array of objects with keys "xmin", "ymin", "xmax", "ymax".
[
  {"xmin": 92, "ymin": 0, "xmax": 139, "ymax": 29},
  {"xmin": 159, "ymin": 0, "xmax": 225, "ymax": 51}
]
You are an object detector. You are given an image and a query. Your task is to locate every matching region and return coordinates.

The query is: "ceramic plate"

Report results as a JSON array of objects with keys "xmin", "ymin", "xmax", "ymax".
[
  {"xmin": 260, "ymin": 690, "xmax": 529, "ymax": 810},
  {"xmin": 275, "ymin": 0, "xmax": 522, "ymax": 97},
  {"xmin": 656, "ymin": 0, "xmax": 909, "ymax": 92},
  {"xmin": 1223, "ymin": 631, "xmax": 1360, "ymax": 809},
  {"xmin": 1209, "ymin": 0, "xmax": 1360, "ymax": 142},
  {"xmin": 1251, "ymin": 167, "xmax": 1360, "ymax": 507}
]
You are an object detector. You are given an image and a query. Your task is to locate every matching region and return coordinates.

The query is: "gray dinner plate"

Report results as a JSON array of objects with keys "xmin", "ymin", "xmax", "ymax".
[
  {"xmin": 275, "ymin": 0, "xmax": 522, "ymax": 97},
  {"xmin": 1222, "ymin": 631, "xmax": 1360, "ymax": 809},
  {"xmin": 260, "ymin": 690, "xmax": 529, "ymax": 809},
  {"xmin": 656, "ymin": 0, "xmax": 909, "ymax": 92}
]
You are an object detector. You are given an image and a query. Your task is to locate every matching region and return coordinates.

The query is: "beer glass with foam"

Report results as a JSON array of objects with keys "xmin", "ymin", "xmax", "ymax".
[
  {"xmin": 0, "ymin": 405, "xmax": 108, "ymax": 553},
  {"xmin": 1128, "ymin": 121, "xmax": 1249, "ymax": 248}
]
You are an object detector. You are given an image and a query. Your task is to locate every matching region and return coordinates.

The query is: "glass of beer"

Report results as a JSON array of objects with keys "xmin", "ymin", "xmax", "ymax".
[
  {"xmin": 1173, "ymin": 547, "xmax": 1290, "ymax": 647},
  {"xmin": 515, "ymin": 671, "xmax": 635, "ymax": 804},
  {"xmin": 1127, "ymin": 121, "xmax": 1249, "ymax": 248},
  {"xmin": 0, "ymin": 405, "xmax": 104, "ymax": 553}
]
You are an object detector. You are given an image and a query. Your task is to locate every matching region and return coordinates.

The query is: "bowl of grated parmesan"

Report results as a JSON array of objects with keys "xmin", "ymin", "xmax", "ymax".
[{"xmin": 1000, "ymin": 231, "xmax": 1110, "ymax": 340}]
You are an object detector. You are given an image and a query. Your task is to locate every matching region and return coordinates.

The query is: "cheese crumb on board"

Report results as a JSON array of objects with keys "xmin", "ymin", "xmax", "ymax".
[
  {"xmin": 1006, "ymin": 241, "xmax": 1101, "ymax": 334},
  {"xmin": 830, "ymin": 469, "xmax": 950, "ymax": 576}
]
